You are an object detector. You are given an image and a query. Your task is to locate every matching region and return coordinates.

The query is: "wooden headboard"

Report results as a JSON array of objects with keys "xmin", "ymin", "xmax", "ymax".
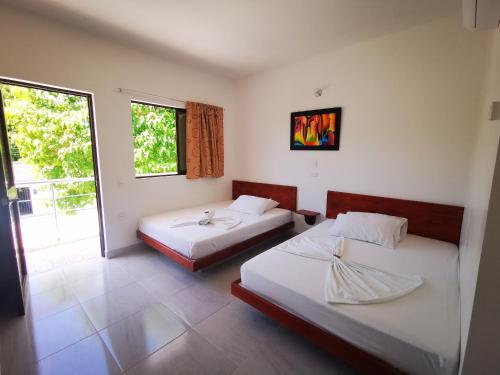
[
  {"xmin": 232, "ymin": 180, "xmax": 297, "ymax": 211},
  {"xmin": 326, "ymin": 191, "xmax": 464, "ymax": 246}
]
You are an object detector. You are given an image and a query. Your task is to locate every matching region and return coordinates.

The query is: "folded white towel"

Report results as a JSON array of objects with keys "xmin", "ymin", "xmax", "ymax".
[
  {"xmin": 169, "ymin": 211, "xmax": 242, "ymax": 231},
  {"xmin": 278, "ymin": 235, "xmax": 423, "ymax": 305},
  {"xmin": 215, "ymin": 216, "xmax": 242, "ymax": 230},
  {"xmin": 197, "ymin": 209, "xmax": 215, "ymax": 225}
]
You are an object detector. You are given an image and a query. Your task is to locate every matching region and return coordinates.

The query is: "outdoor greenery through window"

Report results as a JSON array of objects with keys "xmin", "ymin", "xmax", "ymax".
[
  {"xmin": 131, "ymin": 100, "xmax": 186, "ymax": 177},
  {"xmin": 0, "ymin": 82, "xmax": 101, "ymax": 250},
  {"xmin": 1, "ymin": 84, "xmax": 96, "ymax": 212}
]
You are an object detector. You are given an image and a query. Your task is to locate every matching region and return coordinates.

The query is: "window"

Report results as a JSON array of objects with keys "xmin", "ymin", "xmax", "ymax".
[{"xmin": 131, "ymin": 100, "xmax": 186, "ymax": 178}]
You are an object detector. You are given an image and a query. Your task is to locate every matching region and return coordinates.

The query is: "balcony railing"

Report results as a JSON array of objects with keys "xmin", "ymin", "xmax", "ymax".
[{"xmin": 15, "ymin": 178, "xmax": 99, "ymax": 251}]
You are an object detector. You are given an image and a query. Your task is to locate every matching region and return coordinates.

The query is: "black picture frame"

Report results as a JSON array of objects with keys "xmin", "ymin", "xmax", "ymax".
[{"xmin": 290, "ymin": 107, "xmax": 342, "ymax": 150}]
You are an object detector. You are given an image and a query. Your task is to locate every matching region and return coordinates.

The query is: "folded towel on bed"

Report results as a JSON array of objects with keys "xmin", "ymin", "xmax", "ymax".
[
  {"xmin": 214, "ymin": 216, "xmax": 243, "ymax": 230},
  {"xmin": 169, "ymin": 211, "xmax": 242, "ymax": 230},
  {"xmin": 197, "ymin": 209, "xmax": 215, "ymax": 225},
  {"xmin": 278, "ymin": 235, "xmax": 423, "ymax": 304}
]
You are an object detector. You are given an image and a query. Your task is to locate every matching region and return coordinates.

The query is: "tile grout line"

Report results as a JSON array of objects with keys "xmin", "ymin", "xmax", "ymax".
[
  {"xmin": 187, "ymin": 325, "xmax": 240, "ymax": 372},
  {"xmin": 121, "ymin": 328, "xmax": 192, "ymax": 374},
  {"xmin": 13, "ymin": 248, "xmax": 177, "ymax": 371},
  {"xmin": 189, "ymin": 295, "xmax": 234, "ymax": 326},
  {"xmin": 92, "ymin": 259, "xmax": 239, "ymax": 372},
  {"xmin": 190, "ymin": 302, "xmax": 244, "ymax": 363},
  {"xmin": 28, "ymin": 254, "xmax": 131, "ymax": 370},
  {"xmin": 35, "ymin": 256, "xmax": 117, "ymax": 363},
  {"xmin": 27, "ymin": 261, "xmax": 129, "ymax": 323},
  {"xmin": 3, "ymin": 276, "xmax": 79, "ymax": 368},
  {"xmin": 19, "ymin": 245, "xmax": 261, "ymax": 373}
]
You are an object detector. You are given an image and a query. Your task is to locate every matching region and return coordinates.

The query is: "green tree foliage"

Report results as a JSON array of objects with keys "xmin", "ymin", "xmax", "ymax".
[
  {"xmin": 131, "ymin": 102, "xmax": 178, "ymax": 176},
  {"xmin": 1, "ymin": 87, "xmax": 177, "ymax": 213},
  {"xmin": 1, "ymin": 85, "xmax": 95, "ymax": 212}
]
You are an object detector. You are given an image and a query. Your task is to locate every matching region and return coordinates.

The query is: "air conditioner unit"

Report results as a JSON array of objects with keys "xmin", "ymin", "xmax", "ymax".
[{"xmin": 463, "ymin": 0, "xmax": 500, "ymax": 30}]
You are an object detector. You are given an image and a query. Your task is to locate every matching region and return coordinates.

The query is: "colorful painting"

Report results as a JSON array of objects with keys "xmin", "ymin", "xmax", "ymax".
[{"xmin": 290, "ymin": 107, "xmax": 342, "ymax": 150}]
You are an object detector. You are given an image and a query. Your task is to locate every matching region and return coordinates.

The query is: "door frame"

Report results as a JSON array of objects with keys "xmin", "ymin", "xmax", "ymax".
[
  {"xmin": 0, "ymin": 77, "xmax": 106, "ymax": 257},
  {"xmin": 0, "ymin": 91, "xmax": 26, "ymax": 315},
  {"xmin": 0, "ymin": 90, "xmax": 27, "ymax": 275}
]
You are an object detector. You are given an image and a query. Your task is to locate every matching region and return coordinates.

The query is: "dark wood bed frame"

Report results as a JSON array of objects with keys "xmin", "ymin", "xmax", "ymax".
[
  {"xmin": 137, "ymin": 180, "xmax": 297, "ymax": 272},
  {"xmin": 232, "ymin": 190, "xmax": 464, "ymax": 375}
]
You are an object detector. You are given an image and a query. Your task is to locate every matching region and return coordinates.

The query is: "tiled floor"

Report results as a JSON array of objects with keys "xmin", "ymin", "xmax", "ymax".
[
  {"xmin": 24, "ymin": 237, "xmax": 102, "ymax": 275},
  {"xmin": 0, "ymin": 234, "xmax": 359, "ymax": 375}
]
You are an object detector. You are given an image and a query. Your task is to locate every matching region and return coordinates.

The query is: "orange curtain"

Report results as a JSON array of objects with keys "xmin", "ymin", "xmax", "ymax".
[{"xmin": 186, "ymin": 101, "xmax": 224, "ymax": 179}]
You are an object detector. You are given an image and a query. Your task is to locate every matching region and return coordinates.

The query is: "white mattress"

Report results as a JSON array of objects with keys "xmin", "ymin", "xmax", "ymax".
[
  {"xmin": 138, "ymin": 200, "xmax": 292, "ymax": 259},
  {"xmin": 241, "ymin": 220, "xmax": 460, "ymax": 375}
]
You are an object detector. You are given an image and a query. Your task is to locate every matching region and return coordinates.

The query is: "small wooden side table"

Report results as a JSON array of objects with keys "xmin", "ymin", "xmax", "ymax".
[{"xmin": 296, "ymin": 209, "xmax": 320, "ymax": 225}]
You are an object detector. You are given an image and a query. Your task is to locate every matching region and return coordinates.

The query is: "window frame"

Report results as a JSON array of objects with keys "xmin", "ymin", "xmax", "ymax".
[{"xmin": 131, "ymin": 99, "xmax": 187, "ymax": 179}]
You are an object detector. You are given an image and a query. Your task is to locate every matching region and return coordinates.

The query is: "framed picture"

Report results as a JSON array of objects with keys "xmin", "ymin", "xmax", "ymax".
[{"xmin": 290, "ymin": 107, "xmax": 342, "ymax": 150}]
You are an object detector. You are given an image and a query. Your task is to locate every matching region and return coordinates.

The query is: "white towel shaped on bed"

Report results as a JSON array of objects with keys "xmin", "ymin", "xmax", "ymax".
[
  {"xmin": 278, "ymin": 235, "xmax": 423, "ymax": 304},
  {"xmin": 169, "ymin": 210, "xmax": 242, "ymax": 230},
  {"xmin": 197, "ymin": 209, "xmax": 215, "ymax": 225}
]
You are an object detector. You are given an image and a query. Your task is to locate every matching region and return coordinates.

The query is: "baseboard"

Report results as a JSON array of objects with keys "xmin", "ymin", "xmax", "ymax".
[{"xmin": 105, "ymin": 242, "xmax": 143, "ymax": 259}]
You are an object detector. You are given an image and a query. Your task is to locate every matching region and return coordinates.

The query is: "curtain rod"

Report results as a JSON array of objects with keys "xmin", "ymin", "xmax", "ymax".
[
  {"xmin": 118, "ymin": 88, "xmax": 186, "ymax": 104},
  {"xmin": 117, "ymin": 88, "xmax": 224, "ymax": 110}
]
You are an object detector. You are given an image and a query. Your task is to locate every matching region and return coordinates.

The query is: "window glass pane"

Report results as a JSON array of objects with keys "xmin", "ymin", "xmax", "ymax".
[{"xmin": 131, "ymin": 102, "xmax": 178, "ymax": 177}]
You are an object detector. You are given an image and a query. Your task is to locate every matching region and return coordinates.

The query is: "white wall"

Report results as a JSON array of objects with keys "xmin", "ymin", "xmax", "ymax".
[
  {"xmin": 0, "ymin": 5, "xmax": 238, "ymax": 253},
  {"xmin": 459, "ymin": 29, "xmax": 500, "ymax": 372},
  {"xmin": 461, "ymin": 149, "xmax": 500, "ymax": 373},
  {"xmin": 235, "ymin": 15, "xmax": 491, "ymax": 232}
]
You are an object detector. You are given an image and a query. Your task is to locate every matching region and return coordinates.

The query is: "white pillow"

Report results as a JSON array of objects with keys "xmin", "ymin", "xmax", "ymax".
[
  {"xmin": 394, "ymin": 216, "xmax": 408, "ymax": 243},
  {"xmin": 328, "ymin": 212, "xmax": 408, "ymax": 249},
  {"xmin": 264, "ymin": 199, "xmax": 279, "ymax": 211},
  {"xmin": 228, "ymin": 195, "xmax": 279, "ymax": 215}
]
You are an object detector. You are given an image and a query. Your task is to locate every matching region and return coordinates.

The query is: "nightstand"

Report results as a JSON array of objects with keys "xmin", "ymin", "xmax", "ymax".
[{"xmin": 296, "ymin": 209, "xmax": 320, "ymax": 225}]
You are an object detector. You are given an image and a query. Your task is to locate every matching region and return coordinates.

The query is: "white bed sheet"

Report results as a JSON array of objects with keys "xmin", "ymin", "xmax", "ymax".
[
  {"xmin": 241, "ymin": 220, "xmax": 460, "ymax": 375},
  {"xmin": 138, "ymin": 200, "xmax": 292, "ymax": 259}
]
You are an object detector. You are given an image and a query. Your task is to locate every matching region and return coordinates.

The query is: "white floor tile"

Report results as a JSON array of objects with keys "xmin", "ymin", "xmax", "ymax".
[
  {"xmin": 81, "ymin": 283, "xmax": 157, "ymax": 330},
  {"xmin": 30, "ymin": 305, "xmax": 96, "ymax": 360},
  {"xmin": 99, "ymin": 304, "xmax": 187, "ymax": 371},
  {"xmin": 35, "ymin": 334, "xmax": 121, "ymax": 375}
]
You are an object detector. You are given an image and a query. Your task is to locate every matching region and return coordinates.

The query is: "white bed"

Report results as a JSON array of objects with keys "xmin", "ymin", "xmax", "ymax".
[
  {"xmin": 139, "ymin": 200, "xmax": 293, "ymax": 259},
  {"xmin": 241, "ymin": 219, "xmax": 460, "ymax": 375}
]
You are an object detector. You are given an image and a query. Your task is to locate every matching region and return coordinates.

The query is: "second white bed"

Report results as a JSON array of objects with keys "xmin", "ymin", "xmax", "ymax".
[
  {"xmin": 139, "ymin": 200, "xmax": 292, "ymax": 259},
  {"xmin": 241, "ymin": 220, "xmax": 460, "ymax": 375}
]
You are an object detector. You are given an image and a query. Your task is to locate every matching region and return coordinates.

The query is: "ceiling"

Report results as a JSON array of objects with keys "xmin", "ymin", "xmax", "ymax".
[{"xmin": 2, "ymin": 0, "xmax": 459, "ymax": 79}]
